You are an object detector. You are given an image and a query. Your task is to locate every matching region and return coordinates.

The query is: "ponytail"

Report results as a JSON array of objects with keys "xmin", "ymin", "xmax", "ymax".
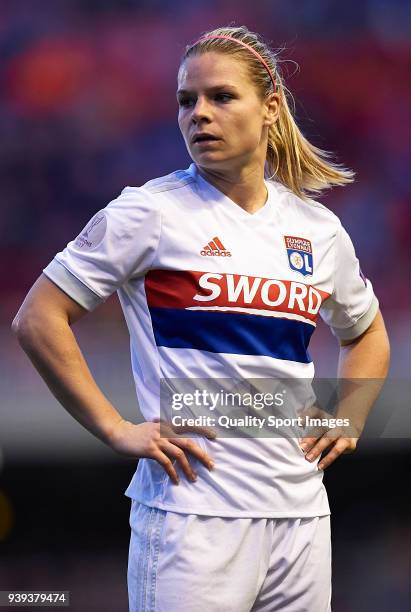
[{"xmin": 266, "ymin": 76, "xmax": 354, "ymax": 199}]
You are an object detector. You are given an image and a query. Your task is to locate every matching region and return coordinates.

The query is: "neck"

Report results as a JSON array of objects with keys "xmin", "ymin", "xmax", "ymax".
[{"xmin": 196, "ymin": 162, "xmax": 268, "ymax": 214}]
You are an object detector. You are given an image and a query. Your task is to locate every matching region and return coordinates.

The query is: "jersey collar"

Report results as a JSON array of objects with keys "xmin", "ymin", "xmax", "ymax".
[{"xmin": 187, "ymin": 163, "xmax": 277, "ymax": 223}]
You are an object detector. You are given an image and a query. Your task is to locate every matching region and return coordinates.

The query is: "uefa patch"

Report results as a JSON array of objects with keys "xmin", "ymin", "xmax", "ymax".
[
  {"xmin": 74, "ymin": 211, "xmax": 107, "ymax": 250},
  {"xmin": 284, "ymin": 236, "xmax": 313, "ymax": 277}
]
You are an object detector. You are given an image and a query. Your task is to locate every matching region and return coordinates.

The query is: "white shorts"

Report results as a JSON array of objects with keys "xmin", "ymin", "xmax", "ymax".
[{"xmin": 127, "ymin": 501, "xmax": 332, "ymax": 612}]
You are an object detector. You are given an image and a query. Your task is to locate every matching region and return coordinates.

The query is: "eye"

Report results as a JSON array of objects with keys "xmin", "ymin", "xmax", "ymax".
[
  {"xmin": 215, "ymin": 93, "xmax": 233, "ymax": 102},
  {"xmin": 178, "ymin": 97, "xmax": 195, "ymax": 108}
]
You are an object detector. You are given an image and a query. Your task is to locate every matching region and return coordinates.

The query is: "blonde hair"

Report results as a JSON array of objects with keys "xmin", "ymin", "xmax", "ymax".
[{"xmin": 182, "ymin": 26, "xmax": 355, "ymax": 201}]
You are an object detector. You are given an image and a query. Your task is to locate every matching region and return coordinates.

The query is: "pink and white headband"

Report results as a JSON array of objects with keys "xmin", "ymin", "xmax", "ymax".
[{"xmin": 192, "ymin": 34, "xmax": 277, "ymax": 93}]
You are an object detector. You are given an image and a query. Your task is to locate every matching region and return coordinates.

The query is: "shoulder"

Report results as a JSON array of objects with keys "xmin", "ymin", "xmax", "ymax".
[
  {"xmin": 269, "ymin": 179, "xmax": 342, "ymax": 232},
  {"xmin": 119, "ymin": 168, "xmax": 194, "ymax": 199},
  {"xmin": 104, "ymin": 168, "xmax": 195, "ymax": 217},
  {"xmin": 110, "ymin": 168, "xmax": 196, "ymax": 212},
  {"xmin": 141, "ymin": 168, "xmax": 196, "ymax": 194}
]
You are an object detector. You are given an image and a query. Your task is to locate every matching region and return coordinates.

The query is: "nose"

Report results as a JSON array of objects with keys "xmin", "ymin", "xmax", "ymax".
[{"xmin": 191, "ymin": 96, "xmax": 211, "ymax": 124}]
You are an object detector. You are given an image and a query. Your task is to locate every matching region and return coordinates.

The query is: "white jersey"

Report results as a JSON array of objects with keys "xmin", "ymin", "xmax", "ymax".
[{"xmin": 43, "ymin": 163, "xmax": 378, "ymax": 518}]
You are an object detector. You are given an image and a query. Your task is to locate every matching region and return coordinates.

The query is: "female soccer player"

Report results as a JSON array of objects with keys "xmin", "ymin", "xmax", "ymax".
[{"xmin": 13, "ymin": 26, "xmax": 389, "ymax": 611}]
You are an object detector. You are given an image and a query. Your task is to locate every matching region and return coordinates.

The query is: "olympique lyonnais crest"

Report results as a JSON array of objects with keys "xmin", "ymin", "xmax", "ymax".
[{"xmin": 284, "ymin": 236, "xmax": 313, "ymax": 277}]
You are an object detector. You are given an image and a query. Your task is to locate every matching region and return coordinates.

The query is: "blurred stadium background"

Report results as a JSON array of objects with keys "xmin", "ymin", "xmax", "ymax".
[{"xmin": 1, "ymin": 1, "xmax": 410, "ymax": 610}]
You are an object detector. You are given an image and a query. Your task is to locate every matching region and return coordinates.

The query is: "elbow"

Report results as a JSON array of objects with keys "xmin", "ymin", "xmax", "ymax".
[
  {"xmin": 11, "ymin": 313, "xmax": 20, "ymax": 336},
  {"xmin": 11, "ymin": 307, "xmax": 42, "ymax": 350},
  {"xmin": 383, "ymin": 333, "xmax": 391, "ymax": 373},
  {"xmin": 373, "ymin": 328, "xmax": 391, "ymax": 379},
  {"xmin": 12, "ymin": 274, "xmax": 74, "ymax": 349},
  {"xmin": 11, "ymin": 309, "xmax": 27, "ymax": 341},
  {"xmin": 375, "ymin": 312, "xmax": 391, "ymax": 374}
]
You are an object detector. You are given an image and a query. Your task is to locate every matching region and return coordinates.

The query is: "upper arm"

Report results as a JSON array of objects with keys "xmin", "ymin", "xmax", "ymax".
[
  {"xmin": 319, "ymin": 223, "xmax": 379, "ymax": 342},
  {"xmin": 12, "ymin": 273, "xmax": 89, "ymax": 333},
  {"xmin": 339, "ymin": 308, "xmax": 388, "ymax": 346}
]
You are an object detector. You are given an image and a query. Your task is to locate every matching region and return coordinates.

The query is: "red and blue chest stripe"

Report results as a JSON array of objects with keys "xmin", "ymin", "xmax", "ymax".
[{"xmin": 144, "ymin": 270, "xmax": 330, "ymax": 363}]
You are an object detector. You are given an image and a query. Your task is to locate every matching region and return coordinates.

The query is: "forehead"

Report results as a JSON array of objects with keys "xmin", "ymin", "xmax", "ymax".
[{"xmin": 177, "ymin": 52, "xmax": 251, "ymax": 90}]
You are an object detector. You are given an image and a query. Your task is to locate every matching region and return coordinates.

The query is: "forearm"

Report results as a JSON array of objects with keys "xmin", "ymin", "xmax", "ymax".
[
  {"xmin": 300, "ymin": 311, "xmax": 390, "ymax": 468},
  {"xmin": 14, "ymin": 311, "xmax": 124, "ymax": 446},
  {"xmin": 336, "ymin": 310, "xmax": 390, "ymax": 434}
]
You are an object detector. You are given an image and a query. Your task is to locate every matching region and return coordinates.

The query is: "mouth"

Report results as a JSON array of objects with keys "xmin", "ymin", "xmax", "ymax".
[{"xmin": 192, "ymin": 134, "xmax": 221, "ymax": 144}]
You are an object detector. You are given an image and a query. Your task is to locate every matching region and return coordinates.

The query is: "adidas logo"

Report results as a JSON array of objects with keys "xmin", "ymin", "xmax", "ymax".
[{"xmin": 200, "ymin": 236, "xmax": 231, "ymax": 257}]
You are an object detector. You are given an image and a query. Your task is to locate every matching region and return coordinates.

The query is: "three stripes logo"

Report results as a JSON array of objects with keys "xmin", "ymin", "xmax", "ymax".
[{"xmin": 200, "ymin": 236, "xmax": 232, "ymax": 257}]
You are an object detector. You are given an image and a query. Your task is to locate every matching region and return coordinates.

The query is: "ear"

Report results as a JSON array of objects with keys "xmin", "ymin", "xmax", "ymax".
[{"xmin": 263, "ymin": 93, "xmax": 280, "ymax": 127}]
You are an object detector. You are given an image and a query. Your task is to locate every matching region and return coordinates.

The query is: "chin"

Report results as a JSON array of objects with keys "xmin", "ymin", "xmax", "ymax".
[
  {"xmin": 195, "ymin": 153, "xmax": 250, "ymax": 175},
  {"xmin": 192, "ymin": 154, "xmax": 222, "ymax": 167},
  {"xmin": 191, "ymin": 150, "xmax": 234, "ymax": 168}
]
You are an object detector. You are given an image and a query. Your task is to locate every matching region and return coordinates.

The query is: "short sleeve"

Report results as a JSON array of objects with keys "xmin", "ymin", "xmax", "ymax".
[
  {"xmin": 319, "ymin": 223, "xmax": 379, "ymax": 340},
  {"xmin": 43, "ymin": 186, "xmax": 161, "ymax": 310}
]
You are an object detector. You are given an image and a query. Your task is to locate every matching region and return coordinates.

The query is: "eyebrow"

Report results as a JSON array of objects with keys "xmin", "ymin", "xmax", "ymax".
[{"xmin": 176, "ymin": 84, "xmax": 239, "ymax": 96}]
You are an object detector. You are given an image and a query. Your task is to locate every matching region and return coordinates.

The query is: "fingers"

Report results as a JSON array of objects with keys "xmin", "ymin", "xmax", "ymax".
[
  {"xmin": 171, "ymin": 437, "xmax": 215, "ymax": 471},
  {"xmin": 172, "ymin": 423, "xmax": 217, "ymax": 440},
  {"xmin": 161, "ymin": 441, "xmax": 198, "ymax": 483},
  {"xmin": 299, "ymin": 404, "xmax": 360, "ymax": 470},
  {"xmin": 157, "ymin": 436, "xmax": 215, "ymax": 484},
  {"xmin": 317, "ymin": 438, "xmax": 354, "ymax": 470},
  {"xmin": 301, "ymin": 429, "xmax": 358, "ymax": 470},
  {"xmin": 299, "ymin": 404, "xmax": 331, "ymax": 444},
  {"xmin": 151, "ymin": 420, "xmax": 216, "ymax": 484},
  {"xmin": 159, "ymin": 419, "xmax": 217, "ymax": 441},
  {"xmin": 152, "ymin": 449, "xmax": 180, "ymax": 485},
  {"xmin": 300, "ymin": 436, "xmax": 323, "ymax": 453},
  {"xmin": 302, "ymin": 434, "xmax": 338, "ymax": 466}
]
